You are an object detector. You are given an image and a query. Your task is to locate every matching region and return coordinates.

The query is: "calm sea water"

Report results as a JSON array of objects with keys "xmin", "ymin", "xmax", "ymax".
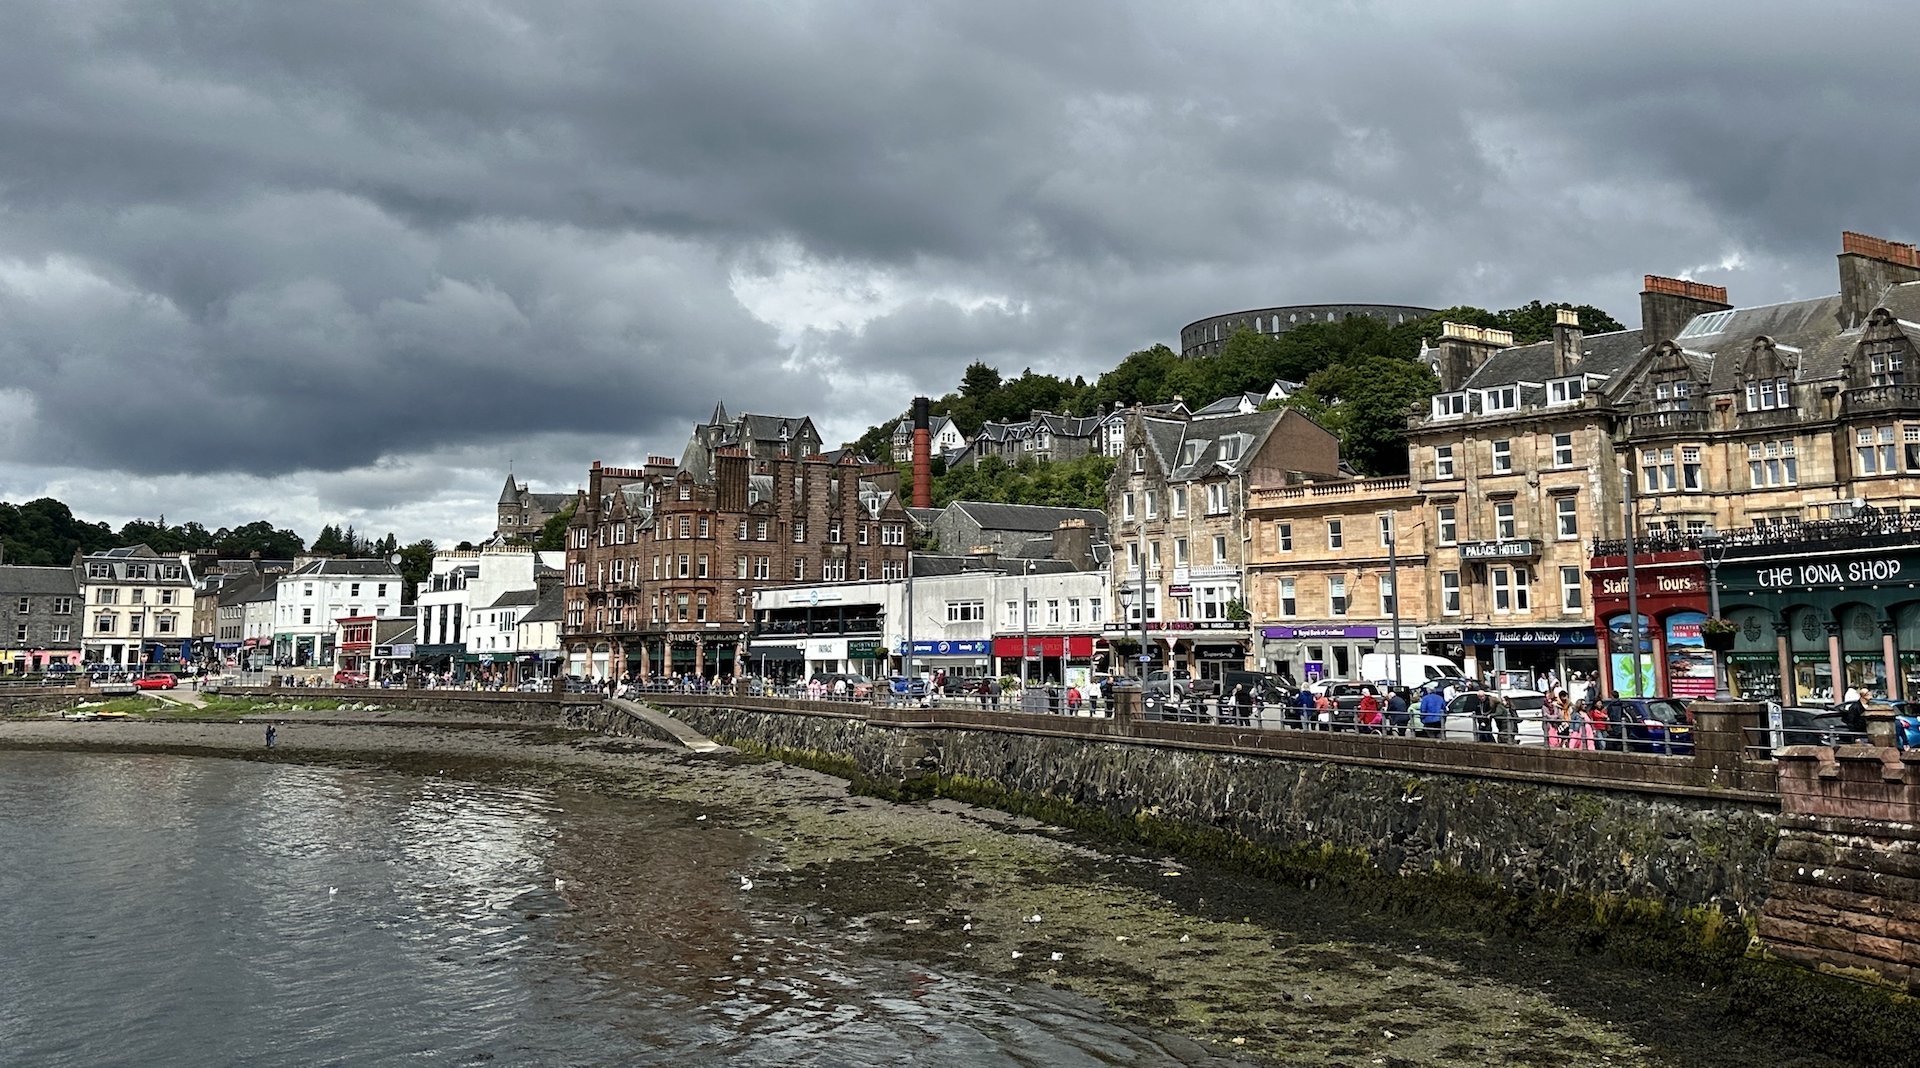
[{"xmin": 0, "ymin": 752, "xmax": 1241, "ymax": 1068}]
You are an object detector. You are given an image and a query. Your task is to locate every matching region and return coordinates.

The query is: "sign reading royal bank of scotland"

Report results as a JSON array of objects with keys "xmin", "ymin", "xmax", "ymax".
[{"xmin": 1458, "ymin": 539, "xmax": 1538, "ymax": 560}]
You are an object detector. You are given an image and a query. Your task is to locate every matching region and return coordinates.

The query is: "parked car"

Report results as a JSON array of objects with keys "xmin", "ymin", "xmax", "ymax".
[
  {"xmin": 1221, "ymin": 670, "xmax": 1292, "ymax": 705},
  {"xmin": 1757, "ymin": 703, "xmax": 1869, "ymax": 750},
  {"xmin": 1143, "ymin": 669, "xmax": 1194, "ymax": 698},
  {"xmin": 333, "ymin": 670, "xmax": 369, "ymax": 686},
  {"xmin": 1599, "ymin": 697, "xmax": 1695, "ymax": 754},
  {"xmin": 1441, "ymin": 688, "xmax": 1548, "ymax": 743},
  {"xmin": 809, "ymin": 673, "xmax": 872, "ymax": 698},
  {"xmin": 132, "ymin": 673, "xmax": 178, "ymax": 691}
]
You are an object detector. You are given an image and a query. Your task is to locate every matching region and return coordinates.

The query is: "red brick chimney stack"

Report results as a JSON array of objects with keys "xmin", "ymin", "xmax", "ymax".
[{"xmin": 911, "ymin": 396, "xmax": 933, "ymax": 509}]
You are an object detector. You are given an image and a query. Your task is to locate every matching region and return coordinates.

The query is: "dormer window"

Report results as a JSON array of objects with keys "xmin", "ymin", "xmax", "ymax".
[
  {"xmin": 1180, "ymin": 440, "xmax": 1202, "ymax": 466},
  {"xmin": 1431, "ymin": 393, "xmax": 1468, "ymax": 419},
  {"xmin": 1867, "ymin": 341, "xmax": 1906, "ymax": 386},
  {"xmin": 1547, "ymin": 378, "xmax": 1584, "ymax": 406},
  {"xmin": 1652, "ymin": 377, "xmax": 1693, "ymax": 411},
  {"xmin": 1217, "ymin": 436, "xmax": 1243, "ymax": 462},
  {"xmin": 1480, "ymin": 386, "xmax": 1518, "ymax": 413},
  {"xmin": 1745, "ymin": 376, "xmax": 1792, "ymax": 411}
]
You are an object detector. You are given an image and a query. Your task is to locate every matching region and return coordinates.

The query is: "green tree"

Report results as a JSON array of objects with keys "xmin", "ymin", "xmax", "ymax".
[
  {"xmin": 929, "ymin": 454, "xmax": 1115, "ymax": 510},
  {"xmin": 214, "ymin": 521, "xmax": 305, "ymax": 558},
  {"xmin": 394, "ymin": 539, "xmax": 436, "ymax": 603},
  {"xmin": 533, "ymin": 499, "xmax": 576, "ymax": 552},
  {"xmin": 960, "ymin": 361, "xmax": 1002, "ymax": 398},
  {"xmin": 1279, "ymin": 356, "xmax": 1439, "ymax": 476},
  {"xmin": 1493, "ymin": 301, "xmax": 1626, "ymax": 344},
  {"xmin": 0, "ymin": 498, "xmax": 117, "ymax": 565}
]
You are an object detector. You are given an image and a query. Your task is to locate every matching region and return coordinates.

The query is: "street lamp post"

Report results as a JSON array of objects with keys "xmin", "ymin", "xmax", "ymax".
[
  {"xmin": 1387, "ymin": 522, "xmax": 1402, "ymax": 688},
  {"xmin": 1704, "ymin": 534, "xmax": 1730, "ymax": 699},
  {"xmin": 1120, "ymin": 585, "xmax": 1136, "ymax": 677},
  {"xmin": 1020, "ymin": 560, "xmax": 1032, "ymax": 687},
  {"xmin": 735, "ymin": 587, "xmax": 750, "ymax": 683}
]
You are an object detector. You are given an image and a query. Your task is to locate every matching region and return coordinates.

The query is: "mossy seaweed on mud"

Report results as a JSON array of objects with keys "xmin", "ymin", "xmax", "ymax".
[{"xmin": 726, "ymin": 735, "xmax": 1920, "ymax": 1068}]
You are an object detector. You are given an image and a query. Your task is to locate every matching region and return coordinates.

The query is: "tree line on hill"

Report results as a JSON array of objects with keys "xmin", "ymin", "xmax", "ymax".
[{"xmin": 850, "ymin": 300, "xmax": 1622, "ymax": 507}]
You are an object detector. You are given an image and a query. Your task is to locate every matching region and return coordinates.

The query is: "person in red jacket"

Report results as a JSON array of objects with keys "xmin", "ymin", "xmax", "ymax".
[{"xmin": 1357, "ymin": 690, "xmax": 1384, "ymax": 734}]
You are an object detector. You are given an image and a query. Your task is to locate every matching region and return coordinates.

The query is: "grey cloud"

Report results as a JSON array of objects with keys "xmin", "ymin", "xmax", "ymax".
[{"xmin": 1, "ymin": 0, "xmax": 1916, "ymax": 531}]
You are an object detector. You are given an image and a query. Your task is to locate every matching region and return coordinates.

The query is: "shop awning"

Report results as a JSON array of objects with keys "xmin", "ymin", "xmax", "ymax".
[
  {"xmin": 747, "ymin": 645, "xmax": 805, "ymax": 661},
  {"xmin": 991, "ymin": 635, "xmax": 1095, "ymax": 658}
]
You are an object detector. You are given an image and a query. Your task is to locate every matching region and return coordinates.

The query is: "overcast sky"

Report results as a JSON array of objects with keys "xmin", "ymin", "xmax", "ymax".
[{"xmin": 3, "ymin": 0, "xmax": 1916, "ymax": 544}]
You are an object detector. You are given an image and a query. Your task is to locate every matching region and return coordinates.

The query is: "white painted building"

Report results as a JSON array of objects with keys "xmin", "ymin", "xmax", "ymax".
[
  {"xmin": 272, "ymin": 558, "xmax": 403, "ymax": 666},
  {"xmin": 75, "ymin": 546, "xmax": 197, "ymax": 667},
  {"xmin": 413, "ymin": 547, "xmax": 563, "ymax": 677},
  {"xmin": 746, "ymin": 563, "xmax": 1112, "ymax": 684}
]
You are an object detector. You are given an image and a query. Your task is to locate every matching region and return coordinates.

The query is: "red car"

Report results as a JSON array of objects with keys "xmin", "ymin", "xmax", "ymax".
[
  {"xmin": 333, "ymin": 671, "xmax": 369, "ymax": 686},
  {"xmin": 132, "ymin": 674, "xmax": 178, "ymax": 690}
]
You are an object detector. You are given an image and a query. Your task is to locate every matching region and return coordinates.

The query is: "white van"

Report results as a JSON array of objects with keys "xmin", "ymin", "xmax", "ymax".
[{"xmin": 1360, "ymin": 652, "xmax": 1465, "ymax": 688}]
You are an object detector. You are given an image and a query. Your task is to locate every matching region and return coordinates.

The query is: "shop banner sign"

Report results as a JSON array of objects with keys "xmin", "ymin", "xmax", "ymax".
[
  {"xmin": 1665, "ymin": 610, "xmax": 1716, "ymax": 699},
  {"xmin": 898, "ymin": 640, "xmax": 991, "ymax": 656},
  {"xmin": 1461, "ymin": 628, "xmax": 1596, "ymax": 646}
]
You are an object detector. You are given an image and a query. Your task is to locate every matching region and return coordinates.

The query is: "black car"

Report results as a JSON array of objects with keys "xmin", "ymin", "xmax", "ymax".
[
  {"xmin": 1598, "ymin": 697, "xmax": 1694, "ymax": 754},
  {"xmin": 1770, "ymin": 704, "xmax": 1869, "ymax": 749}
]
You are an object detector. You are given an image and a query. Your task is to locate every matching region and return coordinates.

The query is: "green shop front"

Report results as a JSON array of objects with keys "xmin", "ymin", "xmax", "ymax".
[{"xmin": 1715, "ymin": 535, "xmax": 1920, "ymax": 705}]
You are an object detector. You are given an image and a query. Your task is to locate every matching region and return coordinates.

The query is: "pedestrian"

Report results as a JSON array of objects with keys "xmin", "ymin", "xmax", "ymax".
[
  {"xmin": 1292, "ymin": 686, "xmax": 1314, "ymax": 730},
  {"xmin": 265, "ymin": 723, "xmax": 277, "ymax": 749},
  {"xmin": 1356, "ymin": 689, "xmax": 1382, "ymax": 734},
  {"xmin": 1492, "ymin": 689, "xmax": 1517, "ymax": 745},
  {"xmin": 1067, "ymin": 685, "xmax": 1083, "ymax": 714},
  {"xmin": 1462, "ymin": 685, "xmax": 1492, "ymax": 743},
  {"xmin": 1235, "ymin": 683, "xmax": 1255, "ymax": 727},
  {"xmin": 1386, "ymin": 687, "xmax": 1410, "ymax": 736},
  {"xmin": 1565, "ymin": 699, "xmax": 1596, "ymax": 750},
  {"xmin": 987, "ymin": 675, "xmax": 1002, "ymax": 711},
  {"xmin": 1313, "ymin": 690, "xmax": 1334, "ymax": 730},
  {"xmin": 1417, "ymin": 686, "xmax": 1447, "ymax": 738}
]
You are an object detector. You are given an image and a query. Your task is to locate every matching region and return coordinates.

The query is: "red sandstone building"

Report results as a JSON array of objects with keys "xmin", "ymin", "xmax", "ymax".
[{"xmin": 562, "ymin": 408, "xmax": 912, "ymax": 681}]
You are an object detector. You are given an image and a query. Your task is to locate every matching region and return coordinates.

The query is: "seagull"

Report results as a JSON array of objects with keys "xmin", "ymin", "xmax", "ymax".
[
  {"xmin": 1050, "ymin": 952, "xmax": 1064, "ymax": 962},
  {"xmin": 1026, "ymin": 913, "xmax": 1042, "ymax": 924},
  {"xmin": 739, "ymin": 876, "xmax": 754, "ymax": 891},
  {"xmin": 555, "ymin": 878, "xmax": 565, "ymax": 891},
  {"xmin": 328, "ymin": 887, "xmax": 337, "ymax": 897},
  {"xmin": 1010, "ymin": 951, "xmax": 1022, "ymax": 959},
  {"xmin": 696, "ymin": 815, "xmax": 708, "ymax": 822}
]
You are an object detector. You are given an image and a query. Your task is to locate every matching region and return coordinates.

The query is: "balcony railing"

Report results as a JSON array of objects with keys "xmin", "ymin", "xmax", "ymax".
[
  {"xmin": 1844, "ymin": 383, "xmax": 1920, "ymax": 415},
  {"xmin": 1593, "ymin": 510, "xmax": 1920, "ymax": 558},
  {"xmin": 1625, "ymin": 409, "xmax": 1709, "ymax": 435}
]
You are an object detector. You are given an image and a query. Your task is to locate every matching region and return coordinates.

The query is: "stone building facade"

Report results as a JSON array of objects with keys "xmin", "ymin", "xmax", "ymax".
[
  {"xmin": 563, "ymin": 430, "xmax": 912, "ymax": 681},
  {"xmin": 1405, "ymin": 312, "xmax": 1655, "ymax": 681},
  {"xmin": 950, "ymin": 410, "xmax": 1126, "ymax": 469},
  {"xmin": 1243, "ymin": 475, "xmax": 1426, "ymax": 682},
  {"xmin": 496, "ymin": 475, "xmax": 576, "ymax": 541},
  {"xmin": 0, "ymin": 564, "xmax": 81, "ymax": 673},
  {"xmin": 1106, "ymin": 404, "xmax": 1340, "ymax": 686}
]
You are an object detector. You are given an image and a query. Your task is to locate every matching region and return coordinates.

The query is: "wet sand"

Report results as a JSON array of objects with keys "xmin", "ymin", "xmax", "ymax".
[{"xmin": 0, "ymin": 715, "xmax": 1865, "ymax": 1068}]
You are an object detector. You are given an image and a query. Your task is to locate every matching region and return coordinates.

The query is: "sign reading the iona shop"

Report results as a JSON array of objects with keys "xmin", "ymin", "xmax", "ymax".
[{"xmin": 1751, "ymin": 557, "xmax": 1906, "ymax": 590}]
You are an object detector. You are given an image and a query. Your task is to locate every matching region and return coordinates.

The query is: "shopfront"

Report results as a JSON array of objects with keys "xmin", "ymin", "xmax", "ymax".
[
  {"xmin": 1588, "ymin": 550, "xmax": 1709, "ymax": 699},
  {"xmin": 899, "ymin": 639, "xmax": 992, "ymax": 682},
  {"xmin": 746, "ymin": 641, "xmax": 804, "ymax": 682},
  {"xmin": 1259, "ymin": 624, "xmax": 1418, "ymax": 684},
  {"xmin": 1714, "ymin": 541, "xmax": 1920, "ymax": 704},
  {"xmin": 1459, "ymin": 627, "xmax": 1598, "ymax": 691},
  {"xmin": 992, "ymin": 635, "xmax": 1096, "ymax": 686}
]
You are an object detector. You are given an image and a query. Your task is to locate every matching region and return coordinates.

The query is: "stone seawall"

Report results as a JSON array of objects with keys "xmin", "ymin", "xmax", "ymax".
[
  {"xmin": 658, "ymin": 702, "xmax": 1780, "ymax": 919},
  {"xmin": 1761, "ymin": 745, "xmax": 1920, "ymax": 993},
  {"xmin": 0, "ymin": 688, "xmax": 89, "ymax": 717},
  {"xmin": 217, "ymin": 686, "xmax": 600, "ymax": 724}
]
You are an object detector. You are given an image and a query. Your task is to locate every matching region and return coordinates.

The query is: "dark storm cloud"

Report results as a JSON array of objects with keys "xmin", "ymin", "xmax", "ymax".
[{"xmin": 1, "ymin": 0, "xmax": 1916, "ymax": 495}]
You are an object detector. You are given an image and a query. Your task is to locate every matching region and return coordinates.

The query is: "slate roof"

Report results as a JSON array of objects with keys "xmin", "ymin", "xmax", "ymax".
[
  {"xmin": 949, "ymin": 501, "xmax": 1109, "ymax": 532},
  {"xmin": 484, "ymin": 589, "xmax": 541, "ymax": 609},
  {"xmin": 1455, "ymin": 327, "xmax": 1647, "ymax": 399},
  {"xmin": 1191, "ymin": 391, "xmax": 1269, "ymax": 416},
  {"xmin": 905, "ymin": 506, "xmax": 943, "ymax": 529},
  {"xmin": 0, "ymin": 565, "xmax": 80, "ymax": 597},
  {"xmin": 518, "ymin": 584, "xmax": 566, "ymax": 625},
  {"xmin": 289, "ymin": 558, "xmax": 403, "ymax": 578},
  {"xmin": 909, "ymin": 555, "xmax": 1080, "ymax": 577}
]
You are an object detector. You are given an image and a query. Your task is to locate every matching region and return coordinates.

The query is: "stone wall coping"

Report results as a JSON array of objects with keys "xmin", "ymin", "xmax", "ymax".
[
  {"xmin": 219, "ymin": 685, "xmax": 599, "ymax": 705},
  {"xmin": 648, "ymin": 695, "xmax": 1779, "ymax": 805}
]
